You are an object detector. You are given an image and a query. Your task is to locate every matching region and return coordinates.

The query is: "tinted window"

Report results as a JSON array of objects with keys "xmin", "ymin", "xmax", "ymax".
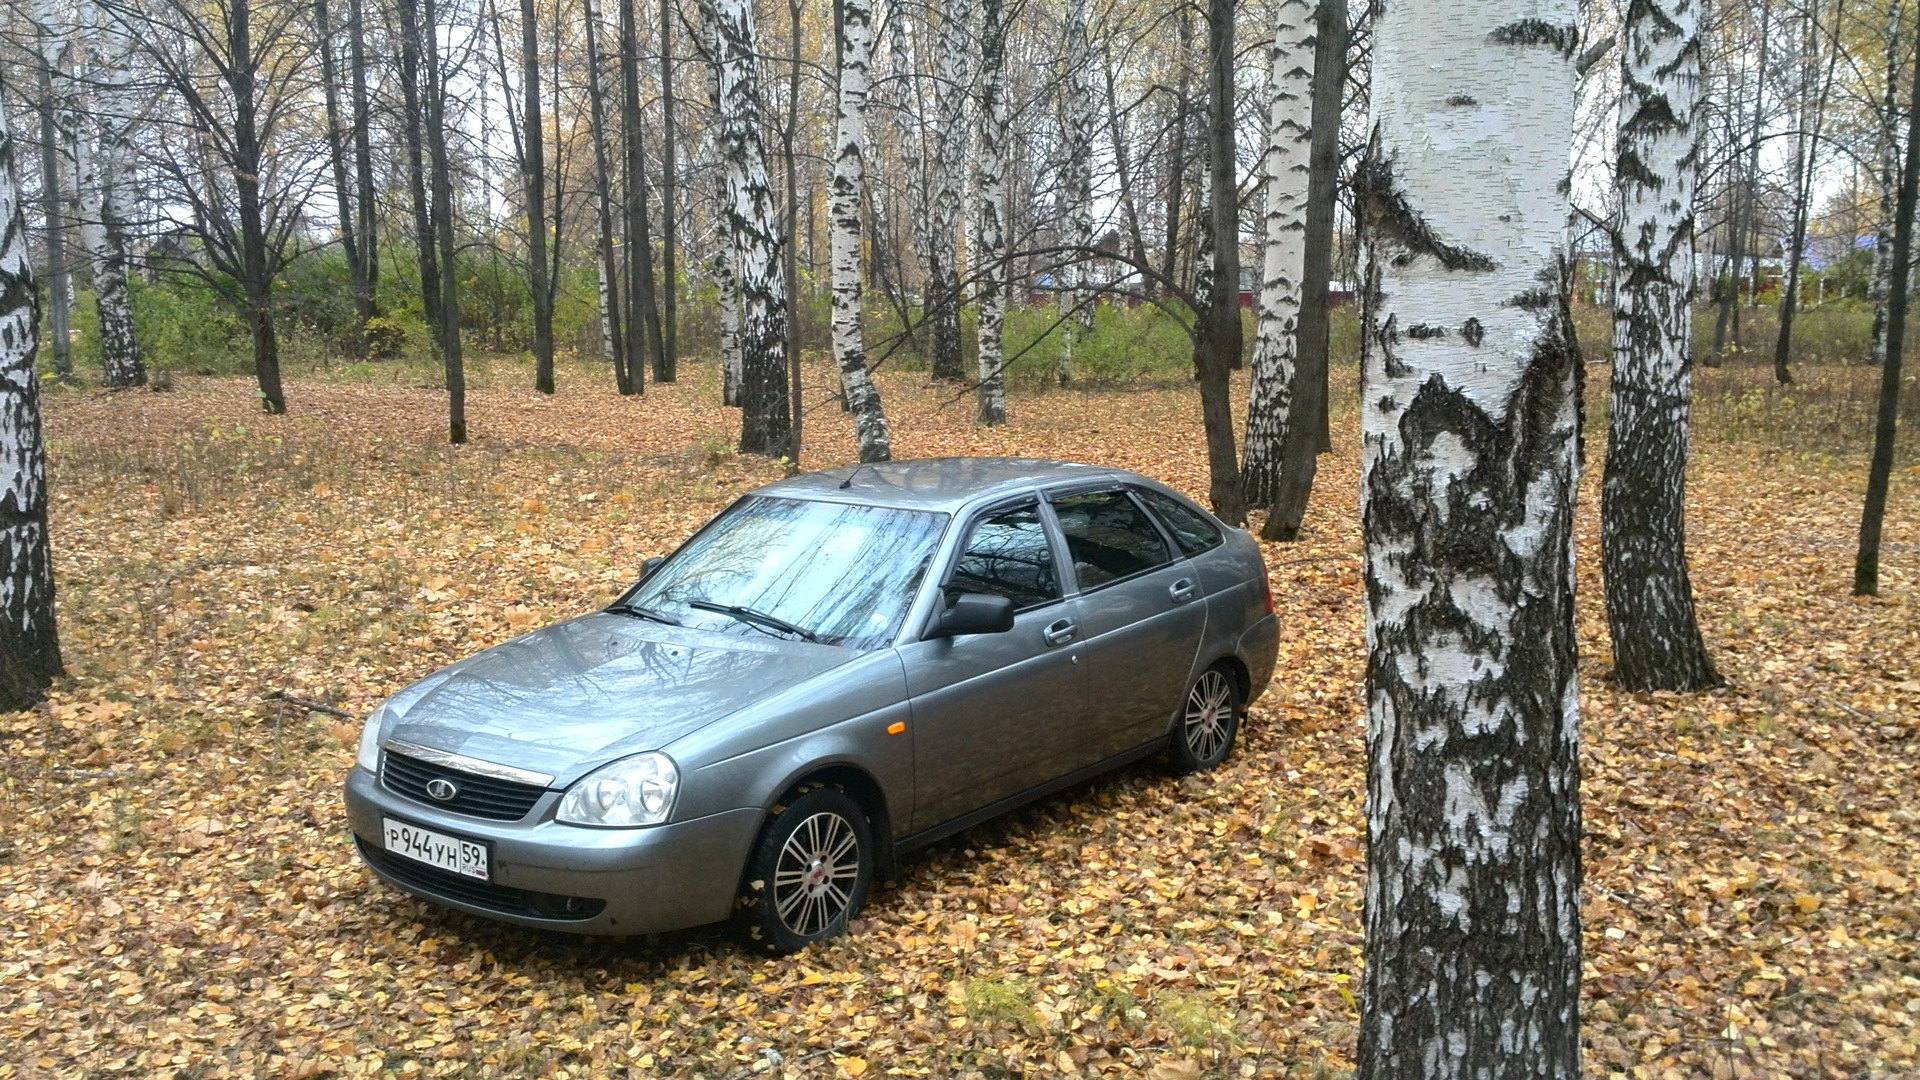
[
  {"xmin": 946, "ymin": 504, "xmax": 1060, "ymax": 611},
  {"xmin": 1051, "ymin": 491, "xmax": 1172, "ymax": 590},
  {"xmin": 1133, "ymin": 487, "xmax": 1223, "ymax": 555},
  {"xmin": 629, "ymin": 496, "xmax": 947, "ymax": 648}
]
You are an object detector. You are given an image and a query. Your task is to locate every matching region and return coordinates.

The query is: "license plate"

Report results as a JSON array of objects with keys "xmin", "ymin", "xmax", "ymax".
[{"xmin": 382, "ymin": 818, "xmax": 489, "ymax": 881}]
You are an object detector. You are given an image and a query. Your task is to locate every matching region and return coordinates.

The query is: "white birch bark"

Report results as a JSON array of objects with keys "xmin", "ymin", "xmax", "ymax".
[
  {"xmin": 927, "ymin": 0, "xmax": 970, "ymax": 380},
  {"xmin": 74, "ymin": 0, "xmax": 146, "ymax": 388},
  {"xmin": 972, "ymin": 0, "xmax": 1007, "ymax": 425},
  {"xmin": 830, "ymin": 0, "xmax": 892, "ymax": 461},
  {"xmin": 709, "ymin": 0, "xmax": 792, "ymax": 455},
  {"xmin": 1356, "ymin": 2, "xmax": 1583, "ymax": 1074},
  {"xmin": 696, "ymin": 1, "xmax": 745, "ymax": 405},
  {"xmin": 1055, "ymin": 0, "xmax": 1094, "ymax": 385},
  {"xmin": 1602, "ymin": 0, "xmax": 1718, "ymax": 691},
  {"xmin": 1240, "ymin": 0, "xmax": 1314, "ymax": 507},
  {"xmin": 1, "ymin": 96, "xmax": 63, "ymax": 710}
]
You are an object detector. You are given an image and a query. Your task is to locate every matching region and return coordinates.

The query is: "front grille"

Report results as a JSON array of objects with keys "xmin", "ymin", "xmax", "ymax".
[
  {"xmin": 357, "ymin": 838, "xmax": 606, "ymax": 921},
  {"xmin": 380, "ymin": 751, "xmax": 549, "ymax": 821}
]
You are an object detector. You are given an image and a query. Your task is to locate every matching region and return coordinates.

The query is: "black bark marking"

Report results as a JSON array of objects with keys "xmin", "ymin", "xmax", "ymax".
[
  {"xmin": 1353, "ymin": 149, "xmax": 1499, "ymax": 273},
  {"xmin": 1406, "ymin": 323, "xmax": 1447, "ymax": 339},
  {"xmin": 1446, "ymin": 94, "xmax": 1478, "ymax": 106},
  {"xmin": 1490, "ymin": 18, "xmax": 1579, "ymax": 57},
  {"xmin": 1461, "ymin": 318, "xmax": 1485, "ymax": 346}
]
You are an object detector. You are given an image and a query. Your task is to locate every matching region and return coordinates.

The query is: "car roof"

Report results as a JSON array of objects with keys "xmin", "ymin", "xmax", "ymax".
[{"xmin": 750, "ymin": 457, "xmax": 1131, "ymax": 513}]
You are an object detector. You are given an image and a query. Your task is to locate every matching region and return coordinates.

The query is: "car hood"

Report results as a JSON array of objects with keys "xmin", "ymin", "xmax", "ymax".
[{"xmin": 384, "ymin": 612, "xmax": 850, "ymax": 781}]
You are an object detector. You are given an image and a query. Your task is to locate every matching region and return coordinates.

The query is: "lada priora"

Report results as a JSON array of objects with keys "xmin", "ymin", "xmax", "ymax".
[{"xmin": 346, "ymin": 457, "xmax": 1279, "ymax": 952}]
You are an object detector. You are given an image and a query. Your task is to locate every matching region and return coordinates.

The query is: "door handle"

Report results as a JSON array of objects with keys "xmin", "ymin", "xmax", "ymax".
[
  {"xmin": 1169, "ymin": 579, "xmax": 1196, "ymax": 604},
  {"xmin": 1042, "ymin": 619, "xmax": 1077, "ymax": 647}
]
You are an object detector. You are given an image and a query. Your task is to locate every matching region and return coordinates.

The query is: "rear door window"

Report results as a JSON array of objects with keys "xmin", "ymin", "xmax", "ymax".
[
  {"xmin": 1133, "ymin": 487, "xmax": 1223, "ymax": 555},
  {"xmin": 1049, "ymin": 491, "xmax": 1173, "ymax": 591}
]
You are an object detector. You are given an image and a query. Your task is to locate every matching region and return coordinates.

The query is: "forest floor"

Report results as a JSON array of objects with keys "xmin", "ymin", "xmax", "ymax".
[{"xmin": 2, "ymin": 356, "xmax": 1916, "ymax": 1079}]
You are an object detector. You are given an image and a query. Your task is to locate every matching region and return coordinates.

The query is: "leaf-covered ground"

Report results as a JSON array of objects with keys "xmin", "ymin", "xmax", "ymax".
[{"xmin": 2, "ymin": 359, "xmax": 1916, "ymax": 1078}]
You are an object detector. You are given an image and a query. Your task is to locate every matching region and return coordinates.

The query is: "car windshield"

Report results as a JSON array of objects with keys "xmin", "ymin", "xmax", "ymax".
[{"xmin": 622, "ymin": 496, "xmax": 949, "ymax": 649}]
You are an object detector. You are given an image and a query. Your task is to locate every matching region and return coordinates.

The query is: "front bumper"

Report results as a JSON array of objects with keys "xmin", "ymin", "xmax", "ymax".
[{"xmin": 344, "ymin": 765, "xmax": 762, "ymax": 935}]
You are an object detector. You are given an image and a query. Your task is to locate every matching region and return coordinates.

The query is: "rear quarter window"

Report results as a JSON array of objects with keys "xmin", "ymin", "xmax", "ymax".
[{"xmin": 1133, "ymin": 487, "xmax": 1224, "ymax": 555}]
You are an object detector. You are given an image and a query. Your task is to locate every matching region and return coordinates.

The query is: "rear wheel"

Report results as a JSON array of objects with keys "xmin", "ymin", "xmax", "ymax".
[
  {"xmin": 1169, "ymin": 665, "xmax": 1241, "ymax": 774},
  {"xmin": 739, "ymin": 787, "xmax": 874, "ymax": 954}
]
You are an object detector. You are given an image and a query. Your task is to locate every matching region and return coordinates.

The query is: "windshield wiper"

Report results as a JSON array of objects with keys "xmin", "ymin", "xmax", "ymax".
[
  {"xmin": 613, "ymin": 603, "xmax": 682, "ymax": 626},
  {"xmin": 686, "ymin": 600, "xmax": 822, "ymax": 643}
]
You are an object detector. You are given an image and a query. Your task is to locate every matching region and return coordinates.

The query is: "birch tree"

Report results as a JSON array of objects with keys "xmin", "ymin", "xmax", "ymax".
[
  {"xmin": 972, "ymin": 0, "xmax": 1008, "ymax": 426},
  {"xmin": 926, "ymin": 0, "xmax": 969, "ymax": 382},
  {"xmin": 1355, "ymin": 1, "xmax": 1584, "ymax": 1073},
  {"xmin": 1603, "ymin": 0, "xmax": 1720, "ymax": 692},
  {"xmin": 829, "ymin": 0, "xmax": 892, "ymax": 461},
  {"xmin": 73, "ymin": 0, "xmax": 147, "ymax": 388},
  {"xmin": 707, "ymin": 0, "xmax": 793, "ymax": 456},
  {"xmin": 581, "ymin": 0, "xmax": 629, "ymax": 390},
  {"xmin": 1241, "ymin": 0, "xmax": 1314, "ymax": 509},
  {"xmin": 1, "ymin": 96, "xmax": 62, "ymax": 712},
  {"xmin": 1056, "ymin": 0, "xmax": 1094, "ymax": 386},
  {"xmin": 1194, "ymin": 0, "xmax": 1243, "ymax": 524}
]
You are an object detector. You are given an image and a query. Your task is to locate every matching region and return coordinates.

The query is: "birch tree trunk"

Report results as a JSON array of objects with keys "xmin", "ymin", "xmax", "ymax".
[
  {"xmin": 1868, "ymin": 2, "xmax": 1902, "ymax": 369},
  {"xmin": 829, "ymin": 0, "xmax": 893, "ymax": 462},
  {"xmin": 1, "ymin": 97, "xmax": 63, "ymax": 712},
  {"xmin": 710, "ymin": 0, "xmax": 793, "ymax": 456},
  {"xmin": 1241, "ymin": 0, "xmax": 1314, "ymax": 509},
  {"xmin": 1603, "ymin": 0, "xmax": 1720, "ymax": 693},
  {"xmin": 1056, "ymin": 0, "xmax": 1094, "ymax": 386},
  {"xmin": 926, "ymin": 0, "xmax": 970, "ymax": 381},
  {"xmin": 1356, "ymin": 2, "xmax": 1584, "ymax": 1074},
  {"xmin": 972, "ymin": 0, "xmax": 1008, "ymax": 426},
  {"xmin": 76, "ymin": 0, "xmax": 146, "ymax": 388},
  {"xmin": 582, "ymin": 0, "xmax": 629, "ymax": 390},
  {"xmin": 697, "ymin": 3, "xmax": 744, "ymax": 405},
  {"xmin": 32, "ymin": 0, "xmax": 73, "ymax": 383}
]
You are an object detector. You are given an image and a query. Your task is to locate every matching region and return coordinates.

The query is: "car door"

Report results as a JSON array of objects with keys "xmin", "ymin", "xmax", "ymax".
[
  {"xmin": 1047, "ymin": 487, "xmax": 1207, "ymax": 760},
  {"xmin": 898, "ymin": 498, "xmax": 1086, "ymax": 832}
]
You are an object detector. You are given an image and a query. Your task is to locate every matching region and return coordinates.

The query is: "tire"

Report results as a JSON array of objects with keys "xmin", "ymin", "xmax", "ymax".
[
  {"xmin": 739, "ymin": 787, "xmax": 875, "ymax": 954},
  {"xmin": 1168, "ymin": 665, "xmax": 1241, "ymax": 774}
]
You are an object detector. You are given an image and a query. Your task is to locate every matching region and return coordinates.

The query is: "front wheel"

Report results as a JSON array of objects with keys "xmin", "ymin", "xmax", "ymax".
[
  {"xmin": 1168, "ymin": 665, "xmax": 1241, "ymax": 774},
  {"xmin": 739, "ymin": 787, "xmax": 874, "ymax": 954}
]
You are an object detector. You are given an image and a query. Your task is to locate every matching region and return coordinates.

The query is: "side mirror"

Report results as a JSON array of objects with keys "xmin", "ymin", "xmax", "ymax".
[
  {"xmin": 640, "ymin": 556, "xmax": 665, "ymax": 581},
  {"xmin": 931, "ymin": 593, "xmax": 1015, "ymax": 638}
]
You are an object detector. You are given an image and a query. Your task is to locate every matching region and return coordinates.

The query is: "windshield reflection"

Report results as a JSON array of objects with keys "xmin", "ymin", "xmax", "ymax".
[{"xmin": 625, "ymin": 497, "xmax": 949, "ymax": 649}]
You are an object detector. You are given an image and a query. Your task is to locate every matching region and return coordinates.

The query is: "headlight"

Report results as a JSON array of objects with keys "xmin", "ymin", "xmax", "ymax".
[
  {"xmin": 557, "ymin": 753, "xmax": 679, "ymax": 827},
  {"xmin": 356, "ymin": 706, "xmax": 390, "ymax": 773}
]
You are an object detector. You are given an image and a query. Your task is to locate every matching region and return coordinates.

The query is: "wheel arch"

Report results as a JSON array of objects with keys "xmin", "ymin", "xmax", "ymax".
[{"xmin": 764, "ymin": 762, "xmax": 899, "ymax": 879}]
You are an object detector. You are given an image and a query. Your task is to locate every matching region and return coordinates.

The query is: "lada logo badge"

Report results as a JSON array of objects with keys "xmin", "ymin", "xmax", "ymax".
[{"xmin": 425, "ymin": 778, "xmax": 459, "ymax": 802}]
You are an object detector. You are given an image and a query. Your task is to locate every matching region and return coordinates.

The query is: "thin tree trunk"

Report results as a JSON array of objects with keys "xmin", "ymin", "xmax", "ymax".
[
  {"xmin": 582, "ymin": 0, "xmax": 629, "ymax": 389},
  {"xmin": 315, "ymin": 0, "xmax": 368, "ymax": 360},
  {"xmin": 396, "ymin": 0, "xmax": 443, "ymax": 352},
  {"xmin": 785, "ymin": 0, "xmax": 804, "ymax": 459},
  {"xmin": 1196, "ymin": 0, "xmax": 1243, "ymax": 524},
  {"xmin": 830, "ymin": 0, "xmax": 892, "ymax": 461},
  {"xmin": 1163, "ymin": 8, "xmax": 1193, "ymax": 298},
  {"xmin": 708, "ymin": 0, "xmax": 793, "ymax": 454},
  {"xmin": 659, "ymin": 0, "xmax": 680, "ymax": 381},
  {"xmin": 973, "ymin": 0, "xmax": 1008, "ymax": 425},
  {"xmin": 1773, "ymin": 0, "xmax": 1843, "ymax": 385},
  {"xmin": 1241, "ymin": 0, "xmax": 1314, "ymax": 509},
  {"xmin": 518, "ymin": 0, "xmax": 556, "ymax": 393},
  {"xmin": 1867, "ymin": 0, "xmax": 1902, "ymax": 368},
  {"xmin": 1603, "ymin": 0, "xmax": 1721, "ymax": 692},
  {"xmin": 423, "ymin": 0, "xmax": 465, "ymax": 441},
  {"xmin": 1057, "ymin": 0, "xmax": 1094, "ymax": 386},
  {"xmin": 229, "ymin": 0, "xmax": 286, "ymax": 414},
  {"xmin": 1355, "ymin": 2, "xmax": 1583, "ymax": 1073},
  {"xmin": 1263, "ymin": 0, "xmax": 1344, "ymax": 542},
  {"xmin": 348, "ymin": 0, "xmax": 379, "ymax": 327},
  {"xmin": 76, "ymin": 0, "xmax": 145, "ymax": 388},
  {"xmin": 32, "ymin": 0, "xmax": 72, "ymax": 383},
  {"xmin": 926, "ymin": 0, "xmax": 970, "ymax": 382},
  {"xmin": 1856, "ymin": 5, "xmax": 1920, "ymax": 596},
  {"xmin": 1100, "ymin": 50, "xmax": 1150, "ymax": 292},
  {"xmin": 622, "ymin": 0, "xmax": 664, "ymax": 388},
  {"xmin": 0, "ymin": 96, "xmax": 63, "ymax": 711}
]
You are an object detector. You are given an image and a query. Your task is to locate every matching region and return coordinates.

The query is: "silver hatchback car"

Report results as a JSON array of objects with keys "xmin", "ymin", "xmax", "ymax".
[{"xmin": 345, "ymin": 458, "xmax": 1278, "ymax": 951}]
